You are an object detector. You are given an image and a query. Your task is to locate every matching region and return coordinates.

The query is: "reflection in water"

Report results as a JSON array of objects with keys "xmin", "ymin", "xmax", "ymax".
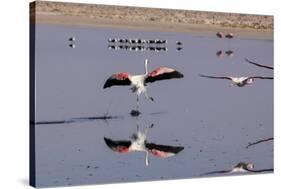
[
  {"xmin": 216, "ymin": 50, "xmax": 223, "ymax": 57},
  {"xmin": 245, "ymin": 58, "xmax": 274, "ymax": 70},
  {"xmin": 201, "ymin": 162, "xmax": 273, "ymax": 176},
  {"xmin": 104, "ymin": 123, "xmax": 184, "ymax": 166},
  {"xmin": 103, "ymin": 58, "xmax": 184, "ymax": 114},
  {"xmin": 246, "ymin": 137, "xmax": 273, "ymax": 149},
  {"xmin": 199, "ymin": 74, "xmax": 273, "ymax": 87},
  {"xmin": 216, "ymin": 50, "xmax": 234, "ymax": 57},
  {"xmin": 35, "ymin": 115, "xmax": 123, "ymax": 125},
  {"xmin": 69, "ymin": 43, "xmax": 75, "ymax": 49},
  {"xmin": 108, "ymin": 45, "xmax": 168, "ymax": 52},
  {"xmin": 225, "ymin": 50, "xmax": 234, "ymax": 57},
  {"xmin": 176, "ymin": 47, "xmax": 183, "ymax": 51}
]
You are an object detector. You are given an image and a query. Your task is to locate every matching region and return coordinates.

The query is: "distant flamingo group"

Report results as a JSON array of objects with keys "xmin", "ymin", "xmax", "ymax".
[
  {"xmin": 216, "ymin": 32, "xmax": 234, "ymax": 39},
  {"xmin": 107, "ymin": 38, "xmax": 168, "ymax": 52},
  {"xmin": 216, "ymin": 32, "xmax": 235, "ymax": 58}
]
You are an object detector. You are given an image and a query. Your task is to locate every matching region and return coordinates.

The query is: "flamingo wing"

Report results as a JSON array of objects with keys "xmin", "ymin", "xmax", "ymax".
[
  {"xmin": 145, "ymin": 67, "xmax": 184, "ymax": 83},
  {"xmin": 201, "ymin": 170, "xmax": 231, "ymax": 176},
  {"xmin": 103, "ymin": 72, "xmax": 131, "ymax": 88},
  {"xmin": 247, "ymin": 168, "xmax": 273, "ymax": 173},
  {"xmin": 199, "ymin": 74, "xmax": 232, "ymax": 80},
  {"xmin": 246, "ymin": 137, "xmax": 273, "ymax": 148},
  {"xmin": 249, "ymin": 76, "xmax": 273, "ymax": 80},
  {"xmin": 145, "ymin": 142, "xmax": 184, "ymax": 158},
  {"xmin": 104, "ymin": 137, "xmax": 132, "ymax": 153},
  {"xmin": 245, "ymin": 58, "xmax": 274, "ymax": 70}
]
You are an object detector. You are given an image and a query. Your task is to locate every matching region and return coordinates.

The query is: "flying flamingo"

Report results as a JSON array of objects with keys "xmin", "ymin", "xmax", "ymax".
[
  {"xmin": 199, "ymin": 74, "xmax": 273, "ymax": 87},
  {"xmin": 103, "ymin": 59, "xmax": 184, "ymax": 111},
  {"xmin": 245, "ymin": 58, "xmax": 274, "ymax": 70},
  {"xmin": 201, "ymin": 162, "xmax": 273, "ymax": 176},
  {"xmin": 104, "ymin": 124, "xmax": 184, "ymax": 166}
]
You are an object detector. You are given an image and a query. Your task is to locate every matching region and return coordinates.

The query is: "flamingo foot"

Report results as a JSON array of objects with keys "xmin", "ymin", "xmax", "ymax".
[{"xmin": 130, "ymin": 109, "xmax": 141, "ymax": 117}]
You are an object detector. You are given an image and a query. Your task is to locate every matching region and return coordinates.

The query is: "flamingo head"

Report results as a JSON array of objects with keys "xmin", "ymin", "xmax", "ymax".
[
  {"xmin": 246, "ymin": 78, "xmax": 254, "ymax": 84},
  {"xmin": 247, "ymin": 163, "xmax": 254, "ymax": 170}
]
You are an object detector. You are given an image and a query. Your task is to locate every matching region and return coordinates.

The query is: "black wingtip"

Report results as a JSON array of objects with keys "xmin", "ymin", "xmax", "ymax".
[
  {"xmin": 103, "ymin": 80, "xmax": 111, "ymax": 89},
  {"xmin": 175, "ymin": 146, "xmax": 184, "ymax": 153},
  {"xmin": 174, "ymin": 70, "xmax": 184, "ymax": 78},
  {"xmin": 104, "ymin": 137, "xmax": 112, "ymax": 146}
]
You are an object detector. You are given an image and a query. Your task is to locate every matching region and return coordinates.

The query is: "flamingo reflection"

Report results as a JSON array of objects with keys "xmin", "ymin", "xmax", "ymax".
[
  {"xmin": 201, "ymin": 162, "xmax": 273, "ymax": 176},
  {"xmin": 104, "ymin": 124, "xmax": 184, "ymax": 166}
]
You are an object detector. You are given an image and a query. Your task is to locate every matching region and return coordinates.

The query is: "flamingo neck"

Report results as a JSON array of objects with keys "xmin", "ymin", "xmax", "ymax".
[{"xmin": 144, "ymin": 59, "xmax": 149, "ymax": 75}]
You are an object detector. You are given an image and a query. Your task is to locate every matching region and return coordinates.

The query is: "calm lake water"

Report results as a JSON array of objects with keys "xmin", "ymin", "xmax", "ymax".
[{"xmin": 34, "ymin": 23, "xmax": 273, "ymax": 187}]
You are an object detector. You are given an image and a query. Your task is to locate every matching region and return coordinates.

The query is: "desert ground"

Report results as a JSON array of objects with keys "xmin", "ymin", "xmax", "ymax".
[{"xmin": 30, "ymin": 1, "xmax": 273, "ymax": 39}]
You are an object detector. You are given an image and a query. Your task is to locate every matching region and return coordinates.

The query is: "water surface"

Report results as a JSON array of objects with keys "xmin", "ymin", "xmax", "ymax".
[{"xmin": 34, "ymin": 24, "xmax": 273, "ymax": 187}]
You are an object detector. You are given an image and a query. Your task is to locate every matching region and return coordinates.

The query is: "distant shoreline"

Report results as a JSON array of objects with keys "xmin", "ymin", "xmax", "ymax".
[{"xmin": 30, "ymin": 1, "xmax": 274, "ymax": 40}]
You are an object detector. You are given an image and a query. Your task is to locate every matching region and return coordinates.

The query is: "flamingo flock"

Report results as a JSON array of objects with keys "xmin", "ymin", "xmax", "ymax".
[
  {"xmin": 68, "ymin": 36, "xmax": 76, "ymax": 48},
  {"xmin": 200, "ymin": 32, "xmax": 273, "ymax": 87},
  {"xmin": 216, "ymin": 32, "xmax": 235, "ymax": 58},
  {"xmin": 107, "ymin": 38, "xmax": 168, "ymax": 52}
]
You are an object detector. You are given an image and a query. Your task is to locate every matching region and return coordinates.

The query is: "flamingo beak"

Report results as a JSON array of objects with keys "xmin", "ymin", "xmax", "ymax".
[
  {"xmin": 247, "ymin": 163, "xmax": 254, "ymax": 170},
  {"xmin": 247, "ymin": 79, "xmax": 254, "ymax": 84}
]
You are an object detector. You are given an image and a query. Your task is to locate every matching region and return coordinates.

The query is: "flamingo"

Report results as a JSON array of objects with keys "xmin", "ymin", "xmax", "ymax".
[
  {"xmin": 176, "ymin": 47, "xmax": 182, "ymax": 51},
  {"xmin": 225, "ymin": 33, "xmax": 234, "ymax": 39},
  {"xmin": 225, "ymin": 50, "xmax": 234, "ymax": 57},
  {"xmin": 69, "ymin": 37, "xmax": 75, "ymax": 41},
  {"xmin": 176, "ymin": 41, "xmax": 182, "ymax": 45},
  {"xmin": 103, "ymin": 59, "xmax": 184, "ymax": 110},
  {"xmin": 199, "ymin": 74, "xmax": 273, "ymax": 87},
  {"xmin": 216, "ymin": 50, "xmax": 223, "ymax": 57},
  {"xmin": 108, "ymin": 38, "xmax": 118, "ymax": 43},
  {"xmin": 69, "ymin": 44, "xmax": 75, "ymax": 48},
  {"xmin": 245, "ymin": 58, "xmax": 274, "ymax": 70},
  {"xmin": 216, "ymin": 32, "xmax": 224, "ymax": 38},
  {"xmin": 201, "ymin": 162, "xmax": 273, "ymax": 176},
  {"xmin": 104, "ymin": 124, "xmax": 184, "ymax": 166}
]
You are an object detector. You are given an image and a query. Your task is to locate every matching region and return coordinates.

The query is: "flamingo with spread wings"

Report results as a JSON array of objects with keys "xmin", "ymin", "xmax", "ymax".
[
  {"xmin": 199, "ymin": 74, "xmax": 273, "ymax": 87},
  {"xmin": 104, "ymin": 124, "xmax": 184, "ymax": 166},
  {"xmin": 103, "ymin": 59, "xmax": 184, "ymax": 110}
]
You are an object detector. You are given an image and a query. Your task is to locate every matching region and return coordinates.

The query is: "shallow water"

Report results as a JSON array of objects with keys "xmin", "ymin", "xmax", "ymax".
[{"xmin": 34, "ymin": 24, "xmax": 273, "ymax": 187}]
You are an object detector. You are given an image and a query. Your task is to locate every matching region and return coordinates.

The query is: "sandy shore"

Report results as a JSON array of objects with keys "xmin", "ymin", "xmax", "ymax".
[{"xmin": 30, "ymin": 1, "xmax": 273, "ymax": 39}]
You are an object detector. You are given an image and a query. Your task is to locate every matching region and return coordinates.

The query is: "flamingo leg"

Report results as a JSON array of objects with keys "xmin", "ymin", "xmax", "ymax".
[
  {"xmin": 136, "ymin": 95, "xmax": 139, "ymax": 110},
  {"xmin": 144, "ymin": 90, "xmax": 154, "ymax": 102},
  {"xmin": 144, "ymin": 124, "xmax": 154, "ymax": 136},
  {"xmin": 136, "ymin": 124, "xmax": 140, "ymax": 133}
]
